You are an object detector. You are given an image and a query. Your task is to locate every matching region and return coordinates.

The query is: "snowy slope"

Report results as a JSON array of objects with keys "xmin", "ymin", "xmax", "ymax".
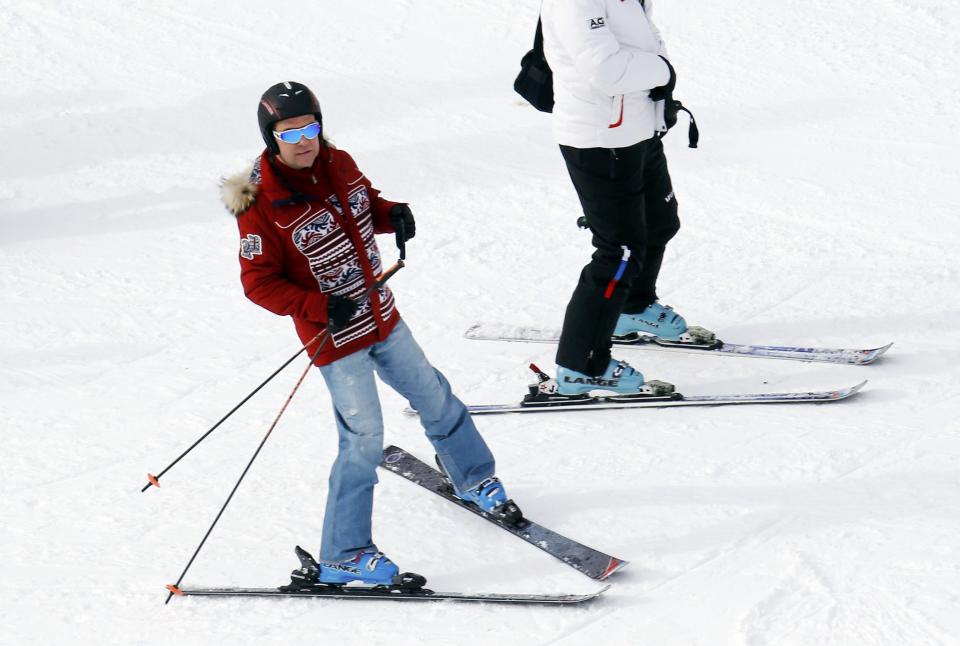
[{"xmin": 2, "ymin": 1, "xmax": 960, "ymax": 644}]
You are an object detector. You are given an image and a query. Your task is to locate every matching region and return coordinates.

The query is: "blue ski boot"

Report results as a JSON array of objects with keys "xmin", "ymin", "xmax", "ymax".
[
  {"xmin": 437, "ymin": 457, "xmax": 523, "ymax": 525},
  {"xmin": 455, "ymin": 476, "xmax": 523, "ymax": 525},
  {"xmin": 287, "ymin": 546, "xmax": 426, "ymax": 592},
  {"xmin": 317, "ymin": 550, "xmax": 400, "ymax": 586},
  {"xmin": 455, "ymin": 476, "xmax": 508, "ymax": 512},
  {"xmin": 548, "ymin": 359, "xmax": 675, "ymax": 397},
  {"xmin": 614, "ymin": 301, "xmax": 716, "ymax": 345}
]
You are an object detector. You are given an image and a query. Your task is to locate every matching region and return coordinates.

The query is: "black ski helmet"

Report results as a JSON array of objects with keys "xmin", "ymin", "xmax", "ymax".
[{"xmin": 257, "ymin": 81, "xmax": 323, "ymax": 154}]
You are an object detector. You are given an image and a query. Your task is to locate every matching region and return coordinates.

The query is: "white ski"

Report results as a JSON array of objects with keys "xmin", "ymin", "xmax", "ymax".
[{"xmin": 465, "ymin": 323, "xmax": 892, "ymax": 365}]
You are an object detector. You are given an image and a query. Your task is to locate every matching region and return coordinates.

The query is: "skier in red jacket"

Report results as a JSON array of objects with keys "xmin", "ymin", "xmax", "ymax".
[{"xmin": 221, "ymin": 81, "xmax": 517, "ymax": 585}]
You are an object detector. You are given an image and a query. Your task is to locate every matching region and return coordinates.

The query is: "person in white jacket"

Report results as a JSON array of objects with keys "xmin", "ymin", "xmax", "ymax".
[{"xmin": 538, "ymin": 0, "xmax": 710, "ymax": 398}]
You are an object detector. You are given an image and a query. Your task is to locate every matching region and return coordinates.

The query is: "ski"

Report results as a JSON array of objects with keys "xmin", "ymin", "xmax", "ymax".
[
  {"xmin": 170, "ymin": 545, "xmax": 606, "ymax": 605},
  {"xmin": 451, "ymin": 380, "xmax": 866, "ymax": 415},
  {"xmin": 175, "ymin": 585, "xmax": 607, "ymax": 605},
  {"xmin": 379, "ymin": 446, "xmax": 628, "ymax": 580},
  {"xmin": 464, "ymin": 323, "xmax": 892, "ymax": 365}
]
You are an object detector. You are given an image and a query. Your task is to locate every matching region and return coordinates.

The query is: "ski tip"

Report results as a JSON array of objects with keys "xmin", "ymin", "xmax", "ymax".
[
  {"xmin": 838, "ymin": 380, "xmax": 869, "ymax": 399},
  {"xmin": 463, "ymin": 323, "xmax": 481, "ymax": 338},
  {"xmin": 857, "ymin": 342, "xmax": 894, "ymax": 365},
  {"xmin": 599, "ymin": 557, "xmax": 629, "ymax": 579},
  {"xmin": 578, "ymin": 584, "xmax": 613, "ymax": 600},
  {"xmin": 402, "ymin": 406, "xmax": 419, "ymax": 417}
]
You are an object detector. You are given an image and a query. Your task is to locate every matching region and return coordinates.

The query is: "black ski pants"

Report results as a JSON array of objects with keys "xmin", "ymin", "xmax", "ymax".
[{"xmin": 555, "ymin": 136, "xmax": 680, "ymax": 375}]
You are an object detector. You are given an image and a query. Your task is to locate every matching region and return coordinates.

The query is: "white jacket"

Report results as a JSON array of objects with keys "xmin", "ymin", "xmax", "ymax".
[{"xmin": 541, "ymin": 0, "xmax": 671, "ymax": 149}]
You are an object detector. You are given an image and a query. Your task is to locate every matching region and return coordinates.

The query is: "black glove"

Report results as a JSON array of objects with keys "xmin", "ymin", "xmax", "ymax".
[
  {"xmin": 648, "ymin": 56, "xmax": 676, "ymax": 102},
  {"xmin": 389, "ymin": 204, "xmax": 416, "ymax": 244},
  {"xmin": 326, "ymin": 294, "xmax": 358, "ymax": 330}
]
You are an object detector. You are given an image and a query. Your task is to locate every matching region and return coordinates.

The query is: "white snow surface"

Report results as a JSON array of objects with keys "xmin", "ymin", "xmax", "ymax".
[{"xmin": 3, "ymin": 1, "xmax": 960, "ymax": 645}]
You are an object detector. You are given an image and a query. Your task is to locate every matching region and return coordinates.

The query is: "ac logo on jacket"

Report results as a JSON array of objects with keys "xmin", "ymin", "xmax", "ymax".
[
  {"xmin": 240, "ymin": 234, "xmax": 262, "ymax": 260},
  {"xmin": 589, "ymin": 17, "xmax": 606, "ymax": 30}
]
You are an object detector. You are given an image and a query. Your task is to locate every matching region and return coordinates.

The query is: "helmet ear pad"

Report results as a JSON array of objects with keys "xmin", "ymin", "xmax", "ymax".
[{"xmin": 257, "ymin": 82, "xmax": 323, "ymax": 155}]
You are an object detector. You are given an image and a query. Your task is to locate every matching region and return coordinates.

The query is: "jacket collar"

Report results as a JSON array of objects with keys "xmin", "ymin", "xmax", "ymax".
[{"xmin": 258, "ymin": 147, "xmax": 335, "ymax": 206}]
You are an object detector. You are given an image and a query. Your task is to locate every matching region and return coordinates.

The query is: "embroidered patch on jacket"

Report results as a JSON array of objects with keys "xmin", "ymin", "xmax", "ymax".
[
  {"xmin": 240, "ymin": 233, "xmax": 262, "ymax": 260},
  {"xmin": 589, "ymin": 17, "xmax": 606, "ymax": 29}
]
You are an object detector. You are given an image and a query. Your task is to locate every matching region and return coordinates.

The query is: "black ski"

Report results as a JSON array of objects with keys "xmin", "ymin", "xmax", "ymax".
[{"xmin": 379, "ymin": 446, "xmax": 628, "ymax": 580}]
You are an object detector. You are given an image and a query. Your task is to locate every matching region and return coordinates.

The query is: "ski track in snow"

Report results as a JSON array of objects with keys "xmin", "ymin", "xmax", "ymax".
[{"xmin": 3, "ymin": 1, "xmax": 960, "ymax": 645}]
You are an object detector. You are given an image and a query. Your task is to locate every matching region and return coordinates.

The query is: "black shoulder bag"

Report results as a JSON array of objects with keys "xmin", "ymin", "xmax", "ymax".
[{"xmin": 513, "ymin": 17, "xmax": 554, "ymax": 113}]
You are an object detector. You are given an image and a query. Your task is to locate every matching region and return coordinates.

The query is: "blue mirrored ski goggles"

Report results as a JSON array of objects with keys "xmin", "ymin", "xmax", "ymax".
[{"xmin": 273, "ymin": 121, "xmax": 321, "ymax": 144}]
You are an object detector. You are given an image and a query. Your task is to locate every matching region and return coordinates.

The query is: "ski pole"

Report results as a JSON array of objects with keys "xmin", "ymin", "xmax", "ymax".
[
  {"xmin": 143, "ymin": 260, "xmax": 406, "ymax": 492},
  {"xmin": 164, "ymin": 333, "xmax": 329, "ymax": 604},
  {"xmin": 141, "ymin": 335, "xmax": 321, "ymax": 492},
  {"xmin": 396, "ymin": 219, "xmax": 407, "ymax": 261},
  {"xmin": 375, "ymin": 258, "xmax": 405, "ymax": 286},
  {"xmin": 162, "ymin": 259, "xmax": 405, "ymax": 603}
]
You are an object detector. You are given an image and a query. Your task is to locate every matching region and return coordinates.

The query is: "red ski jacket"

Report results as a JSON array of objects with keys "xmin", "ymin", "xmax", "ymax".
[{"xmin": 222, "ymin": 146, "xmax": 402, "ymax": 366}]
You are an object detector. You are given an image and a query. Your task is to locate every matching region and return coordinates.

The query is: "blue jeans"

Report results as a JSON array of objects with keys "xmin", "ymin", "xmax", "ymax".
[{"xmin": 317, "ymin": 319, "xmax": 495, "ymax": 562}]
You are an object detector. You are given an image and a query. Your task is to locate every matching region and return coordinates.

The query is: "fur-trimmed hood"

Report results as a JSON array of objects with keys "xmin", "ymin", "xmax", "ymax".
[
  {"xmin": 220, "ymin": 143, "xmax": 338, "ymax": 217},
  {"xmin": 220, "ymin": 159, "xmax": 262, "ymax": 217}
]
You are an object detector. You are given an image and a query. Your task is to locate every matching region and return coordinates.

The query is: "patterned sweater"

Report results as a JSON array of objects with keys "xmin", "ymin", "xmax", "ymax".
[{"xmin": 221, "ymin": 146, "xmax": 401, "ymax": 365}]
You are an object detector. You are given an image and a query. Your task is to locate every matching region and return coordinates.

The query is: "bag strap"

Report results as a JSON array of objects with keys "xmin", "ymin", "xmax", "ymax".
[
  {"xmin": 674, "ymin": 101, "xmax": 699, "ymax": 149},
  {"xmin": 534, "ymin": 16, "xmax": 544, "ymax": 53}
]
